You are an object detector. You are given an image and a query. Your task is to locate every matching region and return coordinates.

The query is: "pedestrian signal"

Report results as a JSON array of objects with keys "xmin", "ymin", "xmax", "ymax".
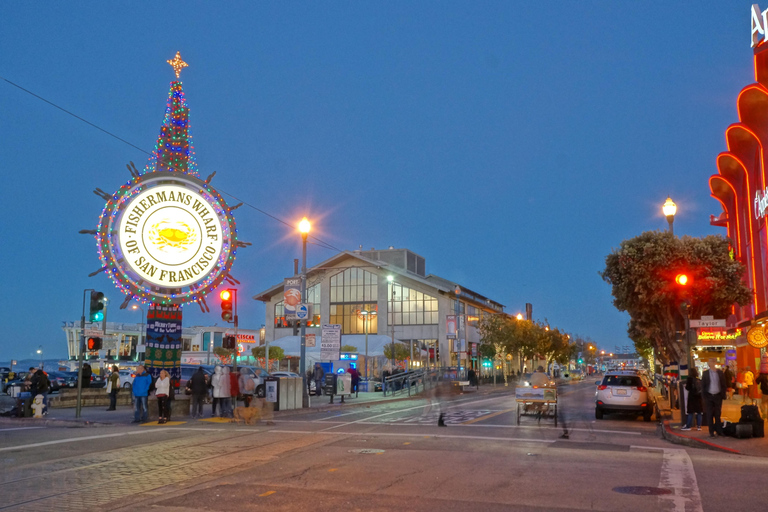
[
  {"xmin": 87, "ymin": 337, "xmax": 102, "ymax": 351},
  {"xmin": 89, "ymin": 291, "xmax": 105, "ymax": 322},
  {"xmin": 223, "ymin": 335, "xmax": 237, "ymax": 350}
]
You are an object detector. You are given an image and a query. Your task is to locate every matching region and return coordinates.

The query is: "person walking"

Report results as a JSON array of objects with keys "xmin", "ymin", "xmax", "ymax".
[
  {"xmin": 313, "ymin": 363, "xmax": 325, "ymax": 396},
  {"xmin": 189, "ymin": 367, "xmax": 207, "ymax": 419},
  {"xmin": 702, "ymin": 358, "xmax": 727, "ymax": 438},
  {"xmin": 106, "ymin": 365, "xmax": 120, "ymax": 411},
  {"xmin": 239, "ymin": 368, "xmax": 255, "ymax": 407},
  {"xmin": 81, "ymin": 363, "xmax": 92, "ymax": 389},
  {"xmin": 131, "ymin": 365, "xmax": 152, "ymax": 423},
  {"xmin": 681, "ymin": 367, "xmax": 704, "ymax": 431},
  {"xmin": 155, "ymin": 370, "xmax": 171, "ymax": 424},
  {"xmin": 211, "ymin": 365, "xmax": 225, "ymax": 417},
  {"xmin": 228, "ymin": 366, "xmax": 240, "ymax": 411},
  {"xmin": 348, "ymin": 367, "xmax": 360, "ymax": 397},
  {"xmin": 742, "ymin": 366, "xmax": 756, "ymax": 405},
  {"xmin": 724, "ymin": 365, "xmax": 736, "ymax": 400}
]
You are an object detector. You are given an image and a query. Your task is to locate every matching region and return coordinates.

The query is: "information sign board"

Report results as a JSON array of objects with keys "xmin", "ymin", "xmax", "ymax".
[{"xmin": 321, "ymin": 324, "xmax": 341, "ymax": 361}]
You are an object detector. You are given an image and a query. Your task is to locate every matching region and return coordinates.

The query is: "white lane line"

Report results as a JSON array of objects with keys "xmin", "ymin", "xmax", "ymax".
[
  {"xmin": 269, "ymin": 429, "xmax": 555, "ymax": 444},
  {"xmin": 0, "ymin": 427, "xmax": 46, "ymax": 432},
  {"xmin": 0, "ymin": 430, "xmax": 172, "ymax": 452}
]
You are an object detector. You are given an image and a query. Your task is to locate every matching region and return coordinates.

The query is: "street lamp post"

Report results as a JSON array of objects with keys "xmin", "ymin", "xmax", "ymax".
[
  {"xmin": 299, "ymin": 217, "xmax": 311, "ymax": 408},
  {"xmin": 663, "ymin": 196, "xmax": 677, "ymax": 236},
  {"xmin": 387, "ymin": 275, "xmax": 395, "ymax": 370},
  {"xmin": 37, "ymin": 346, "xmax": 43, "ymax": 369},
  {"xmin": 360, "ymin": 308, "xmax": 377, "ymax": 381},
  {"xmin": 132, "ymin": 304, "xmax": 145, "ymax": 361}
]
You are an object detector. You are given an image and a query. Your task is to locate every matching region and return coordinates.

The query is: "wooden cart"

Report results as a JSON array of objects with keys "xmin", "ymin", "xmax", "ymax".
[{"xmin": 515, "ymin": 386, "xmax": 557, "ymax": 426}]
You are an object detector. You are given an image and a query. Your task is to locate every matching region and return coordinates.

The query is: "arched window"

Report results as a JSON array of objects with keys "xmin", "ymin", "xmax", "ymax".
[{"xmin": 388, "ymin": 281, "xmax": 438, "ymax": 325}]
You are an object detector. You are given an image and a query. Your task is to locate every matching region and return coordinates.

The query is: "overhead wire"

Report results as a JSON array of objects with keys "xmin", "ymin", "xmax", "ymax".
[{"xmin": 1, "ymin": 75, "xmax": 343, "ymax": 253}]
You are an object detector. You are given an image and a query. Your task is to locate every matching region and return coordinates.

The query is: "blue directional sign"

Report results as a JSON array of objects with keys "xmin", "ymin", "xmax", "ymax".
[{"xmin": 296, "ymin": 304, "xmax": 310, "ymax": 320}]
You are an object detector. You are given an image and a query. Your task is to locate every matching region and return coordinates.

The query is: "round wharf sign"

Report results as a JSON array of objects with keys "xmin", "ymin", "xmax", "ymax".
[{"xmin": 97, "ymin": 171, "xmax": 237, "ymax": 306}]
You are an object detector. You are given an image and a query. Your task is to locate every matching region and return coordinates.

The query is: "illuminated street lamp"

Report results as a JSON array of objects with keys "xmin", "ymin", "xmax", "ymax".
[
  {"xmin": 516, "ymin": 313, "xmax": 523, "ymax": 321},
  {"xmin": 662, "ymin": 196, "xmax": 677, "ymax": 236},
  {"xmin": 37, "ymin": 346, "xmax": 43, "ymax": 369},
  {"xmin": 299, "ymin": 217, "xmax": 311, "ymax": 408}
]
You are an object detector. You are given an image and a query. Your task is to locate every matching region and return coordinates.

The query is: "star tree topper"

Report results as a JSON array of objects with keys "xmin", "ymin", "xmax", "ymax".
[{"xmin": 167, "ymin": 51, "xmax": 188, "ymax": 79}]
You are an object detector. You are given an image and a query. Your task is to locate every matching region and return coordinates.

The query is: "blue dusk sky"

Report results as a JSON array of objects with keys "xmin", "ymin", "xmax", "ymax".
[{"xmin": 0, "ymin": 2, "xmax": 758, "ymax": 359}]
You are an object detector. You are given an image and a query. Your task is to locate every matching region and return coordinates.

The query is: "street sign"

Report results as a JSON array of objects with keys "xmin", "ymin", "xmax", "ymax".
[
  {"xmin": 296, "ymin": 303, "xmax": 310, "ymax": 320},
  {"xmin": 306, "ymin": 334, "xmax": 316, "ymax": 347},
  {"xmin": 321, "ymin": 324, "xmax": 342, "ymax": 360},
  {"xmin": 690, "ymin": 318, "xmax": 726, "ymax": 328},
  {"xmin": 84, "ymin": 329, "xmax": 103, "ymax": 337}
]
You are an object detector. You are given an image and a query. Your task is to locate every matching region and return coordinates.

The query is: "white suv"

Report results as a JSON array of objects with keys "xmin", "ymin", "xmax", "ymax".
[{"xmin": 595, "ymin": 372, "xmax": 654, "ymax": 421}]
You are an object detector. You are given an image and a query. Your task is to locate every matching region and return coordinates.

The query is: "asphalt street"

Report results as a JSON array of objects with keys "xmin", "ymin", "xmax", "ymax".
[{"xmin": 1, "ymin": 380, "xmax": 765, "ymax": 511}]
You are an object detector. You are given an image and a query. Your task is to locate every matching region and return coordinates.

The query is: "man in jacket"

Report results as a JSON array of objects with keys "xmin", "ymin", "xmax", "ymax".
[
  {"xmin": 702, "ymin": 358, "xmax": 727, "ymax": 438},
  {"xmin": 131, "ymin": 365, "xmax": 152, "ymax": 423},
  {"xmin": 313, "ymin": 363, "xmax": 325, "ymax": 396},
  {"xmin": 189, "ymin": 368, "xmax": 208, "ymax": 419},
  {"xmin": 106, "ymin": 365, "xmax": 120, "ymax": 411}
]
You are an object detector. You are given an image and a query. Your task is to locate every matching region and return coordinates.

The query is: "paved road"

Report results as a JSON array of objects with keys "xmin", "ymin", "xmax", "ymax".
[{"xmin": 1, "ymin": 381, "xmax": 766, "ymax": 511}]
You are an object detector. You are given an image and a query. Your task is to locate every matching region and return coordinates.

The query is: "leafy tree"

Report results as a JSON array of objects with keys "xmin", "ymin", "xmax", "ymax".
[
  {"xmin": 478, "ymin": 343, "xmax": 496, "ymax": 360},
  {"xmin": 601, "ymin": 231, "xmax": 751, "ymax": 364},
  {"xmin": 340, "ymin": 344, "xmax": 358, "ymax": 353},
  {"xmin": 213, "ymin": 346, "xmax": 232, "ymax": 364},
  {"xmin": 383, "ymin": 342, "xmax": 411, "ymax": 362},
  {"xmin": 251, "ymin": 346, "xmax": 285, "ymax": 360}
]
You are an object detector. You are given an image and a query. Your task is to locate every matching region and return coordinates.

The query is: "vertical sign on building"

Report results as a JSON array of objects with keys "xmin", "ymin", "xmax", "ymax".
[
  {"xmin": 283, "ymin": 277, "xmax": 302, "ymax": 319},
  {"xmin": 144, "ymin": 305, "xmax": 183, "ymax": 381},
  {"xmin": 321, "ymin": 324, "xmax": 341, "ymax": 360}
]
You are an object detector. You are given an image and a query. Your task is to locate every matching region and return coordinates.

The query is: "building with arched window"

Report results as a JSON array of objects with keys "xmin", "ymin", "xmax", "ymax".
[{"xmin": 253, "ymin": 247, "xmax": 504, "ymax": 376}]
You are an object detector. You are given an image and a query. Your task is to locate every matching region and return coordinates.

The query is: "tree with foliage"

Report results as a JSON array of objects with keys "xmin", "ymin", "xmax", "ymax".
[
  {"xmin": 383, "ymin": 342, "xmax": 411, "ymax": 362},
  {"xmin": 601, "ymin": 231, "xmax": 751, "ymax": 364},
  {"xmin": 251, "ymin": 346, "xmax": 285, "ymax": 361},
  {"xmin": 213, "ymin": 346, "xmax": 232, "ymax": 364},
  {"xmin": 340, "ymin": 344, "xmax": 358, "ymax": 353}
]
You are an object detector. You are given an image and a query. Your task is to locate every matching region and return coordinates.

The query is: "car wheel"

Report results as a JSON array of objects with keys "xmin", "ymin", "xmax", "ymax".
[
  {"xmin": 123, "ymin": 382, "xmax": 132, "ymax": 389},
  {"xmin": 255, "ymin": 384, "xmax": 265, "ymax": 398},
  {"xmin": 595, "ymin": 407, "xmax": 603, "ymax": 420}
]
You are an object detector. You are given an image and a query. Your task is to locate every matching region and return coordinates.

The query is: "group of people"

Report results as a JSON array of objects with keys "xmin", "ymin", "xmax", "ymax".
[
  {"xmin": 682, "ymin": 358, "xmax": 768, "ymax": 436},
  {"xmin": 20, "ymin": 367, "xmax": 50, "ymax": 415}
]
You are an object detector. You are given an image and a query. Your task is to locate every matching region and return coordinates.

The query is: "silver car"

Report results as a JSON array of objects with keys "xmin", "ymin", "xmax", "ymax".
[{"xmin": 595, "ymin": 372, "xmax": 654, "ymax": 421}]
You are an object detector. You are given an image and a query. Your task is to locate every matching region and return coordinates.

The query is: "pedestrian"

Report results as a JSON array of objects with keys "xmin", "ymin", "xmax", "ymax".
[
  {"xmin": 188, "ymin": 367, "xmax": 208, "ymax": 418},
  {"xmin": 313, "ymin": 363, "xmax": 325, "ymax": 396},
  {"xmin": 348, "ymin": 367, "xmax": 360, "ymax": 397},
  {"xmin": 155, "ymin": 370, "xmax": 171, "ymax": 424},
  {"xmin": 82, "ymin": 363, "xmax": 92, "ymax": 388},
  {"xmin": 211, "ymin": 365, "xmax": 226, "ymax": 417},
  {"xmin": 30, "ymin": 368, "xmax": 50, "ymax": 414},
  {"xmin": 702, "ymin": 358, "xmax": 726, "ymax": 438},
  {"xmin": 239, "ymin": 368, "xmax": 255, "ymax": 407},
  {"xmin": 681, "ymin": 367, "xmax": 704, "ymax": 431},
  {"xmin": 106, "ymin": 365, "xmax": 120, "ymax": 411},
  {"xmin": 756, "ymin": 371, "xmax": 768, "ymax": 419},
  {"xmin": 131, "ymin": 365, "xmax": 152, "ymax": 423},
  {"xmin": 742, "ymin": 366, "xmax": 756, "ymax": 405},
  {"xmin": 229, "ymin": 366, "xmax": 240, "ymax": 411},
  {"xmin": 306, "ymin": 368, "xmax": 313, "ymax": 395},
  {"xmin": 724, "ymin": 365, "xmax": 736, "ymax": 400}
]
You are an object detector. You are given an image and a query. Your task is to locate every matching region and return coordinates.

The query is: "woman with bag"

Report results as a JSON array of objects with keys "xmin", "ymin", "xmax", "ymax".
[
  {"xmin": 155, "ymin": 370, "xmax": 171, "ymax": 424},
  {"xmin": 106, "ymin": 365, "xmax": 120, "ymax": 411}
]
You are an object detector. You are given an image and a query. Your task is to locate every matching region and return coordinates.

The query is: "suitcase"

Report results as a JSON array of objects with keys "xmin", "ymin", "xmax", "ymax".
[
  {"xmin": 740, "ymin": 404, "xmax": 761, "ymax": 422},
  {"xmin": 734, "ymin": 422, "xmax": 753, "ymax": 439},
  {"xmin": 723, "ymin": 421, "xmax": 737, "ymax": 437},
  {"xmin": 751, "ymin": 420, "xmax": 765, "ymax": 438}
]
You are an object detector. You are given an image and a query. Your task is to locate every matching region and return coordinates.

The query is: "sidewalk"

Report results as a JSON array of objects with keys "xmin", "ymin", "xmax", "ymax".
[{"xmin": 657, "ymin": 392, "xmax": 768, "ymax": 457}]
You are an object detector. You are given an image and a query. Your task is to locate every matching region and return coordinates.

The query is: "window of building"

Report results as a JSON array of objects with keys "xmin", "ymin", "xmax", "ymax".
[
  {"xmin": 275, "ymin": 283, "xmax": 321, "ymax": 328},
  {"xmin": 388, "ymin": 282, "xmax": 438, "ymax": 325},
  {"xmin": 330, "ymin": 268, "xmax": 379, "ymax": 334}
]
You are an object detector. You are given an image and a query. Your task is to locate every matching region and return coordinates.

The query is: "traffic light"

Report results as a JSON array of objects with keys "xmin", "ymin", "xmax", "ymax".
[
  {"xmin": 89, "ymin": 291, "xmax": 105, "ymax": 322},
  {"xmin": 220, "ymin": 289, "xmax": 234, "ymax": 322},
  {"xmin": 87, "ymin": 337, "xmax": 102, "ymax": 351},
  {"xmin": 675, "ymin": 273, "xmax": 690, "ymax": 286}
]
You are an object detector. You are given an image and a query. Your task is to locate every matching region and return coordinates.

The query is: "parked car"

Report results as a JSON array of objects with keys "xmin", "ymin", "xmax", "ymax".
[
  {"xmin": 118, "ymin": 369, "xmax": 136, "ymax": 389},
  {"xmin": 270, "ymin": 371, "xmax": 300, "ymax": 378},
  {"xmin": 46, "ymin": 371, "xmax": 78, "ymax": 392},
  {"xmin": 595, "ymin": 372, "xmax": 654, "ymax": 421}
]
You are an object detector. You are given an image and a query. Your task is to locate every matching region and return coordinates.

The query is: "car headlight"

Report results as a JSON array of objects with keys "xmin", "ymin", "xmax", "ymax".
[{"xmin": 524, "ymin": 381, "xmax": 530, "ymax": 386}]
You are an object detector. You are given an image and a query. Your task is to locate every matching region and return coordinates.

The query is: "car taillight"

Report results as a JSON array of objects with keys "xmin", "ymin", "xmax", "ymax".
[
  {"xmin": 597, "ymin": 385, "xmax": 607, "ymax": 390},
  {"xmin": 636, "ymin": 386, "xmax": 646, "ymax": 392},
  {"xmin": 131, "ymin": 373, "xmax": 135, "ymax": 378}
]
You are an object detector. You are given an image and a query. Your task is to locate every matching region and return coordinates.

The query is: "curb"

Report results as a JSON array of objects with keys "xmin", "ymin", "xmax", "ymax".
[
  {"xmin": 659, "ymin": 419, "xmax": 741, "ymax": 455},
  {"xmin": 0, "ymin": 416, "xmax": 113, "ymax": 428}
]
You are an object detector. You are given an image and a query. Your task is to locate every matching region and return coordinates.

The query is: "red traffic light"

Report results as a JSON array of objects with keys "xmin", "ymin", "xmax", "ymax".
[
  {"xmin": 220, "ymin": 289, "xmax": 234, "ymax": 322},
  {"xmin": 675, "ymin": 273, "xmax": 690, "ymax": 286},
  {"xmin": 87, "ymin": 337, "xmax": 102, "ymax": 351}
]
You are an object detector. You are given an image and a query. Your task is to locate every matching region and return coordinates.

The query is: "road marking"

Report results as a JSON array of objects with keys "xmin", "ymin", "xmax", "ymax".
[
  {"xmin": 0, "ymin": 427, "xmax": 45, "ymax": 432},
  {"xmin": 0, "ymin": 430, "xmax": 171, "ymax": 453},
  {"xmin": 657, "ymin": 447, "xmax": 703, "ymax": 512},
  {"xmin": 259, "ymin": 490, "xmax": 276, "ymax": 497},
  {"xmin": 462, "ymin": 408, "xmax": 516, "ymax": 425},
  {"xmin": 328, "ymin": 468, "xmax": 338, "ymax": 472},
  {"xmin": 403, "ymin": 442, "xmax": 411, "ymax": 445},
  {"xmin": 269, "ymin": 429, "xmax": 555, "ymax": 444}
]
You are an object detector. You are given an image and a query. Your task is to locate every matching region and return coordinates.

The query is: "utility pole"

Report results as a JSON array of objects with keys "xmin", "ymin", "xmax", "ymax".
[{"xmin": 75, "ymin": 289, "xmax": 90, "ymax": 419}]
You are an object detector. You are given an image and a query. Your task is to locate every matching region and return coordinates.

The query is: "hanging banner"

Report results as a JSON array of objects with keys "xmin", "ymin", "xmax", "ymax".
[
  {"xmin": 446, "ymin": 315, "xmax": 457, "ymax": 338},
  {"xmin": 283, "ymin": 277, "xmax": 302, "ymax": 319},
  {"xmin": 144, "ymin": 305, "xmax": 182, "ymax": 381},
  {"xmin": 321, "ymin": 324, "xmax": 341, "ymax": 360}
]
